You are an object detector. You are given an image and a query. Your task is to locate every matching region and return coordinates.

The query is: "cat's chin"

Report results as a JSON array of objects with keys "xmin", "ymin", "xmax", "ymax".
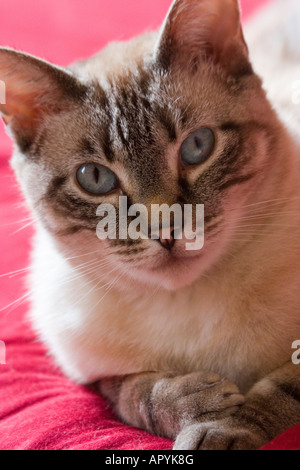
[{"xmin": 129, "ymin": 253, "xmax": 207, "ymax": 291}]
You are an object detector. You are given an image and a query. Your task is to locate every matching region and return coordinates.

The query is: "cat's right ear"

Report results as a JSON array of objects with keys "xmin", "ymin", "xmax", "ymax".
[
  {"xmin": 154, "ymin": 0, "xmax": 252, "ymax": 77},
  {"xmin": 0, "ymin": 47, "xmax": 86, "ymax": 151}
]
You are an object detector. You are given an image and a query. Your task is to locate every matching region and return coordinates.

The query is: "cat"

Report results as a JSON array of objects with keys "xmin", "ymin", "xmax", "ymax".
[{"xmin": 1, "ymin": 0, "xmax": 300, "ymax": 450}]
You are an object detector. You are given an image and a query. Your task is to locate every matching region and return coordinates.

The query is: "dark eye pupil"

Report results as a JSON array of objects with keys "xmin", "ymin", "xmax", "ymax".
[
  {"xmin": 77, "ymin": 163, "xmax": 118, "ymax": 195},
  {"xmin": 93, "ymin": 167, "xmax": 100, "ymax": 184},
  {"xmin": 195, "ymin": 136, "xmax": 203, "ymax": 151},
  {"xmin": 181, "ymin": 128, "xmax": 215, "ymax": 166}
]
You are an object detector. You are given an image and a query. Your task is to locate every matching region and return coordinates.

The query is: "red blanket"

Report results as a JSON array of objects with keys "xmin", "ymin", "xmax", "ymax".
[{"xmin": 0, "ymin": 0, "xmax": 299, "ymax": 450}]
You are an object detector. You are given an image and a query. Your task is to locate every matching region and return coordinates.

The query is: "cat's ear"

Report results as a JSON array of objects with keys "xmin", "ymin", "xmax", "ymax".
[
  {"xmin": 154, "ymin": 0, "xmax": 252, "ymax": 77},
  {"xmin": 0, "ymin": 47, "xmax": 86, "ymax": 150}
]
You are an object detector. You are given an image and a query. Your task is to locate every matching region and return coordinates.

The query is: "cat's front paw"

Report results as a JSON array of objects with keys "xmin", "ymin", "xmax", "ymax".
[
  {"xmin": 173, "ymin": 418, "xmax": 267, "ymax": 450},
  {"xmin": 150, "ymin": 371, "xmax": 245, "ymax": 437},
  {"xmin": 99, "ymin": 370, "xmax": 245, "ymax": 440}
]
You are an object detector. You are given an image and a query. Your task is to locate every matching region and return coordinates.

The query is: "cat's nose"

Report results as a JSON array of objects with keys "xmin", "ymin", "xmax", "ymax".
[{"xmin": 157, "ymin": 228, "xmax": 175, "ymax": 251}]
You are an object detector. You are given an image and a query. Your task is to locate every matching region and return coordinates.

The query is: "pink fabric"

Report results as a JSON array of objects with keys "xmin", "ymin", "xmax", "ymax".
[{"xmin": 1, "ymin": 0, "xmax": 299, "ymax": 451}]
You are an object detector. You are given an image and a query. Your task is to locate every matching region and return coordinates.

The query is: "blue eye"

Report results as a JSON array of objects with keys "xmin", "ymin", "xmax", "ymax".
[
  {"xmin": 181, "ymin": 128, "xmax": 215, "ymax": 166},
  {"xmin": 76, "ymin": 163, "xmax": 119, "ymax": 195}
]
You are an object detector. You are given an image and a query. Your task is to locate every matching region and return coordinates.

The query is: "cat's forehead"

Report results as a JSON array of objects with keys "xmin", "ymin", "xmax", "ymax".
[
  {"xmin": 92, "ymin": 67, "xmax": 179, "ymax": 147},
  {"xmin": 73, "ymin": 32, "xmax": 235, "ymax": 147},
  {"xmin": 80, "ymin": 61, "xmax": 238, "ymax": 172},
  {"xmin": 79, "ymin": 66, "xmax": 180, "ymax": 196}
]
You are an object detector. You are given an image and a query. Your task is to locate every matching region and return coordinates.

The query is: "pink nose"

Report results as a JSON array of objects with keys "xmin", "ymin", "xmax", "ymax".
[{"xmin": 158, "ymin": 228, "xmax": 175, "ymax": 250}]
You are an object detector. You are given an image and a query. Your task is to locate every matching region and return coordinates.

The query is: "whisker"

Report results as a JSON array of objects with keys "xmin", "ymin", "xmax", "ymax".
[
  {"xmin": 229, "ymin": 196, "xmax": 300, "ymax": 214},
  {"xmin": 0, "ymin": 292, "xmax": 30, "ymax": 314},
  {"xmin": 233, "ymin": 223, "xmax": 300, "ymax": 229},
  {"xmin": 60, "ymin": 260, "xmax": 114, "ymax": 286},
  {"xmin": 70, "ymin": 263, "xmax": 121, "ymax": 308},
  {"xmin": 2, "ymin": 217, "xmax": 34, "ymax": 227},
  {"xmin": 0, "ymin": 266, "xmax": 31, "ymax": 278},
  {"xmin": 9, "ymin": 220, "xmax": 36, "ymax": 235},
  {"xmin": 87, "ymin": 270, "xmax": 125, "ymax": 316},
  {"xmin": 232, "ymin": 211, "xmax": 300, "ymax": 222}
]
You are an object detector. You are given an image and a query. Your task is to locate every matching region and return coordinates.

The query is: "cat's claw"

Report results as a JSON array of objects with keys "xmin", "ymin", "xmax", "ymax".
[{"xmin": 173, "ymin": 418, "xmax": 267, "ymax": 451}]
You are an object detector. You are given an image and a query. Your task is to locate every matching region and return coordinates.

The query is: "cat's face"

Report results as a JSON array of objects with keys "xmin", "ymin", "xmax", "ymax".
[{"xmin": 0, "ymin": 0, "xmax": 285, "ymax": 290}]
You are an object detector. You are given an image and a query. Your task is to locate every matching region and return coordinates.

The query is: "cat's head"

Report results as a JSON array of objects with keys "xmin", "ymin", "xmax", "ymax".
[{"xmin": 0, "ymin": 0, "xmax": 287, "ymax": 291}]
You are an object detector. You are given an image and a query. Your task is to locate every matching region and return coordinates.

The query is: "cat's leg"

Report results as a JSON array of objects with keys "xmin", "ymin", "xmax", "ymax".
[
  {"xmin": 98, "ymin": 371, "xmax": 245, "ymax": 440},
  {"xmin": 174, "ymin": 362, "xmax": 300, "ymax": 450}
]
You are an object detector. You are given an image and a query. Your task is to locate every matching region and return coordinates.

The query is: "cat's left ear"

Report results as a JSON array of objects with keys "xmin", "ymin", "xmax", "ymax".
[
  {"xmin": 0, "ymin": 47, "xmax": 86, "ymax": 151},
  {"xmin": 154, "ymin": 0, "xmax": 252, "ymax": 77}
]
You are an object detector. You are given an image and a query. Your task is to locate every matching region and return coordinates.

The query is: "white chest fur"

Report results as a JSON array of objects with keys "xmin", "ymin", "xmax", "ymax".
[{"xmin": 29, "ymin": 228, "xmax": 298, "ymax": 393}]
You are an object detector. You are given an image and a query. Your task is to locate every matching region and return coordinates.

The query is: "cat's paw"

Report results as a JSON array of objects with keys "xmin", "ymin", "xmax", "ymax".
[
  {"xmin": 173, "ymin": 418, "xmax": 267, "ymax": 451},
  {"xmin": 99, "ymin": 370, "xmax": 244, "ymax": 440},
  {"xmin": 152, "ymin": 371, "xmax": 245, "ymax": 431}
]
